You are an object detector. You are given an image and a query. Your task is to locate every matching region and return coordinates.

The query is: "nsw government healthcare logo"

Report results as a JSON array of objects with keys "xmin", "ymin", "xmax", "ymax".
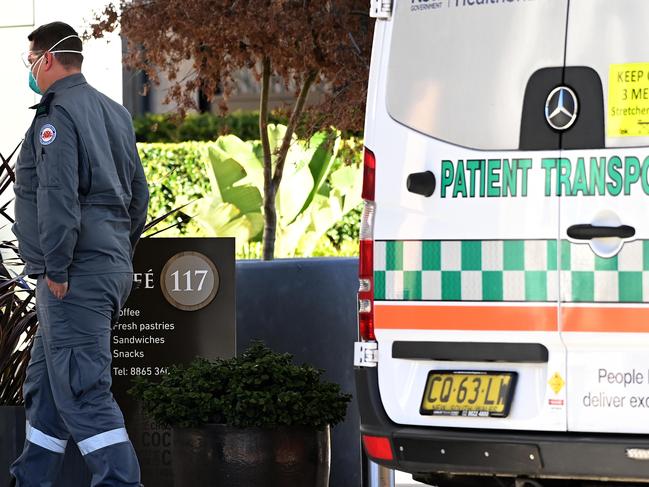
[{"xmin": 411, "ymin": 0, "xmax": 535, "ymax": 13}]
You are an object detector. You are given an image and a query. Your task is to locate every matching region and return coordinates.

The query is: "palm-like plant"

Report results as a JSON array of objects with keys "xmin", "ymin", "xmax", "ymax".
[
  {"xmin": 0, "ymin": 273, "xmax": 38, "ymax": 406},
  {"xmin": 0, "ymin": 142, "xmax": 39, "ymax": 406}
]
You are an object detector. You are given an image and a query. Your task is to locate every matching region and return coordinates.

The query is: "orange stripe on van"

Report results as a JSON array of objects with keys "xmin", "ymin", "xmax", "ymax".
[
  {"xmin": 374, "ymin": 304, "xmax": 557, "ymax": 331},
  {"xmin": 562, "ymin": 307, "xmax": 649, "ymax": 333}
]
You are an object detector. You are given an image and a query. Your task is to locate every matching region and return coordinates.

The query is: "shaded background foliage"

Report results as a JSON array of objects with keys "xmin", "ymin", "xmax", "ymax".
[
  {"xmin": 92, "ymin": 0, "xmax": 373, "ymax": 259},
  {"xmin": 134, "ymin": 111, "xmax": 288, "ymax": 143},
  {"xmin": 134, "ymin": 112, "xmax": 364, "ymax": 144},
  {"xmin": 137, "ymin": 113, "xmax": 362, "ymax": 257}
]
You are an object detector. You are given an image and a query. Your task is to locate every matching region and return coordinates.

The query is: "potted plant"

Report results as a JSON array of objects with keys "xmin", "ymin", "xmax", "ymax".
[
  {"xmin": 0, "ymin": 272, "xmax": 38, "ymax": 487},
  {"xmin": 129, "ymin": 341, "xmax": 352, "ymax": 487},
  {"xmin": 0, "ymin": 143, "xmax": 39, "ymax": 487}
]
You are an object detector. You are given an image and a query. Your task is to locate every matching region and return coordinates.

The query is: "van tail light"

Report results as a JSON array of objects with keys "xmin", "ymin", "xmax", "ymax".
[
  {"xmin": 359, "ymin": 147, "xmax": 376, "ymax": 341},
  {"xmin": 362, "ymin": 434, "xmax": 394, "ymax": 461},
  {"xmin": 359, "ymin": 239, "xmax": 374, "ymax": 340},
  {"xmin": 362, "ymin": 147, "xmax": 376, "ymax": 201}
]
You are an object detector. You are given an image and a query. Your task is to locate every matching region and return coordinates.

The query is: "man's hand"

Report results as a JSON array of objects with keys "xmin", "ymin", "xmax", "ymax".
[{"xmin": 46, "ymin": 277, "xmax": 68, "ymax": 299}]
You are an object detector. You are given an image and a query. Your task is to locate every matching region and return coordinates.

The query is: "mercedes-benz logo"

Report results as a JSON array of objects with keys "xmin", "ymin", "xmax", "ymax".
[{"xmin": 545, "ymin": 86, "xmax": 578, "ymax": 131}]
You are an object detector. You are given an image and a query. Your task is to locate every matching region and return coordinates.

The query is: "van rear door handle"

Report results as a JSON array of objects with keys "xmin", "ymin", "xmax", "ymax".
[
  {"xmin": 407, "ymin": 171, "xmax": 436, "ymax": 197},
  {"xmin": 567, "ymin": 224, "xmax": 635, "ymax": 240}
]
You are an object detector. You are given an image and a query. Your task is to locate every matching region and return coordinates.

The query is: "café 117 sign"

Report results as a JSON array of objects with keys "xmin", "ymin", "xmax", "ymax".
[{"xmin": 111, "ymin": 237, "xmax": 235, "ymax": 487}]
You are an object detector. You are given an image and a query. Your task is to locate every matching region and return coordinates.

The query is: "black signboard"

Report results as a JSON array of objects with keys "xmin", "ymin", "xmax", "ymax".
[{"xmin": 111, "ymin": 238, "xmax": 236, "ymax": 487}]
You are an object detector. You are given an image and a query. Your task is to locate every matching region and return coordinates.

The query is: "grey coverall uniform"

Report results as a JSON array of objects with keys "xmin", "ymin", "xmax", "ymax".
[{"xmin": 9, "ymin": 73, "xmax": 149, "ymax": 486}]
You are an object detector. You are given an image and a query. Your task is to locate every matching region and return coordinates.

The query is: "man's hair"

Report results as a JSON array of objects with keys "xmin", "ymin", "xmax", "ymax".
[{"xmin": 28, "ymin": 22, "xmax": 83, "ymax": 69}]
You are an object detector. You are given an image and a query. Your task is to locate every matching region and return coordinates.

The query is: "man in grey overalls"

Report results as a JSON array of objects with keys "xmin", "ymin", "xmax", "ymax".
[{"xmin": 10, "ymin": 21, "xmax": 149, "ymax": 486}]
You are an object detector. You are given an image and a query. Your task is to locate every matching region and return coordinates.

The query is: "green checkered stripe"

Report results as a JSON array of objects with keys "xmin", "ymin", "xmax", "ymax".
[{"xmin": 374, "ymin": 240, "xmax": 649, "ymax": 303}]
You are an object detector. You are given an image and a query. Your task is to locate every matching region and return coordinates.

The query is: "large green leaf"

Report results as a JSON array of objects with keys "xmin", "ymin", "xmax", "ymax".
[
  {"xmin": 203, "ymin": 139, "xmax": 263, "ymax": 192},
  {"xmin": 288, "ymin": 131, "xmax": 340, "ymax": 224},
  {"xmin": 276, "ymin": 154, "xmax": 314, "ymax": 224},
  {"xmin": 221, "ymin": 185, "xmax": 263, "ymax": 215},
  {"xmin": 243, "ymin": 212, "xmax": 264, "ymax": 241},
  {"xmin": 201, "ymin": 144, "xmax": 263, "ymax": 214},
  {"xmin": 198, "ymin": 124, "xmax": 361, "ymax": 257},
  {"xmin": 208, "ymin": 153, "xmax": 246, "ymax": 192},
  {"xmin": 330, "ymin": 164, "xmax": 362, "ymax": 214},
  {"xmin": 196, "ymin": 200, "xmax": 240, "ymax": 231},
  {"xmin": 196, "ymin": 201, "xmax": 263, "ymax": 245},
  {"xmin": 216, "ymin": 136, "xmax": 262, "ymax": 171},
  {"xmin": 266, "ymin": 124, "xmax": 288, "ymax": 157},
  {"xmin": 219, "ymin": 213, "xmax": 264, "ymax": 243}
]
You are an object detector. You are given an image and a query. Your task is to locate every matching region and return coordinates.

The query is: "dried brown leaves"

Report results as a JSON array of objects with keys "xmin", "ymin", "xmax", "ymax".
[{"xmin": 90, "ymin": 0, "xmax": 374, "ymax": 132}]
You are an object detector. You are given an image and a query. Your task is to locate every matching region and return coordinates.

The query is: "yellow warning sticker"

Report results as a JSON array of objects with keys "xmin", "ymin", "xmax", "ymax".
[
  {"xmin": 608, "ymin": 63, "xmax": 649, "ymax": 137},
  {"xmin": 548, "ymin": 372, "xmax": 565, "ymax": 395}
]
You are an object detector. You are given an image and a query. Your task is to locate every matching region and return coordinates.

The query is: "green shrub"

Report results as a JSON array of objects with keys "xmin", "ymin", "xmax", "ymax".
[
  {"xmin": 311, "ymin": 237, "xmax": 359, "ymax": 257},
  {"xmin": 133, "ymin": 114, "xmax": 179, "ymax": 143},
  {"xmin": 138, "ymin": 143, "xmax": 211, "ymax": 236},
  {"xmin": 326, "ymin": 206, "xmax": 361, "ymax": 248},
  {"xmin": 129, "ymin": 342, "xmax": 352, "ymax": 429},
  {"xmin": 133, "ymin": 111, "xmax": 364, "ymax": 143},
  {"xmin": 134, "ymin": 111, "xmax": 289, "ymax": 143}
]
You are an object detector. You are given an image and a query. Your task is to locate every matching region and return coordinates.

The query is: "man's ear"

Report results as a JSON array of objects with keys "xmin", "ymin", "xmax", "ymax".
[{"xmin": 43, "ymin": 52, "xmax": 54, "ymax": 71}]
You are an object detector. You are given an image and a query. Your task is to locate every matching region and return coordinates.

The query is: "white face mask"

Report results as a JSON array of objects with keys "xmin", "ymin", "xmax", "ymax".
[{"xmin": 29, "ymin": 34, "xmax": 83, "ymax": 94}]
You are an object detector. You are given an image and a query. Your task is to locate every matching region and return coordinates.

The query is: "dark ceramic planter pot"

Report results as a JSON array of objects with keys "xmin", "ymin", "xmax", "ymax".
[
  {"xmin": 0, "ymin": 406, "xmax": 25, "ymax": 487},
  {"xmin": 236, "ymin": 258, "xmax": 360, "ymax": 486},
  {"xmin": 172, "ymin": 424, "xmax": 331, "ymax": 487},
  {"xmin": 0, "ymin": 405, "xmax": 91, "ymax": 487}
]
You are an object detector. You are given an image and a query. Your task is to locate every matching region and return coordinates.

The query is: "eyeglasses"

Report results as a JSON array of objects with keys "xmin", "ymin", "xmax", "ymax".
[{"xmin": 21, "ymin": 50, "xmax": 44, "ymax": 68}]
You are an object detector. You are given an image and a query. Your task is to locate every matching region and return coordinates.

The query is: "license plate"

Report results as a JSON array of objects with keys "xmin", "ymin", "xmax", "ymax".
[{"xmin": 420, "ymin": 371, "xmax": 517, "ymax": 417}]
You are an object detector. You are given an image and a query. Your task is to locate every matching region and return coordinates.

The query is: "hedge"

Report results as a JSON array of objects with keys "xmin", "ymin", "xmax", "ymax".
[
  {"xmin": 133, "ymin": 111, "xmax": 363, "ymax": 144},
  {"xmin": 134, "ymin": 112, "xmax": 289, "ymax": 143},
  {"xmin": 138, "ymin": 143, "xmax": 210, "ymax": 237}
]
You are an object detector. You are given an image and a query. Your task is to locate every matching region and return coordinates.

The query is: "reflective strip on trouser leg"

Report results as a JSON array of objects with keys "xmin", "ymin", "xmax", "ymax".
[
  {"xmin": 77, "ymin": 427, "xmax": 130, "ymax": 456},
  {"xmin": 25, "ymin": 421, "xmax": 68, "ymax": 454}
]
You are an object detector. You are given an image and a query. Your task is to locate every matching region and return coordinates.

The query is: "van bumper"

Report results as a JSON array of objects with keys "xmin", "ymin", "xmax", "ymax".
[{"xmin": 356, "ymin": 367, "xmax": 649, "ymax": 482}]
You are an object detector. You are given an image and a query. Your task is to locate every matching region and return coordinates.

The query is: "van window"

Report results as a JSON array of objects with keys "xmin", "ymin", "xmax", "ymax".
[
  {"xmin": 566, "ymin": 0, "xmax": 649, "ymax": 148},
  {"xmin": 386, "ymin": 0, "xmax": 567, "ymax": 151}
]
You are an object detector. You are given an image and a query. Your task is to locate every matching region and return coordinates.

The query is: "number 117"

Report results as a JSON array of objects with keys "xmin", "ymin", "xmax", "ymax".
[{"xmin": 171, "ymin": 269, "xmax": 209, "ymax": 292}]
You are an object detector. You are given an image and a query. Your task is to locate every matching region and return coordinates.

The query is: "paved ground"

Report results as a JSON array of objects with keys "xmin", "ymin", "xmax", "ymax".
[{"xmin": 396, "ymin": 470, "xmax": 428, "ymax": 487}]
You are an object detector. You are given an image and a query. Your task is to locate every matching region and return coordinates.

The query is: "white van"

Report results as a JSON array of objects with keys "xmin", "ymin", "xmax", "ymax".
[{"xmin": 354, "ymin": 1, "xmax": 649, "ymax": 485}]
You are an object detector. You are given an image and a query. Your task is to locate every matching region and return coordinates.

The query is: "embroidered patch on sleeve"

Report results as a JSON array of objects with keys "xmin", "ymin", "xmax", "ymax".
[{"xmin": 39, "ymin": 124, "xmax": 57, "ymax": 145}]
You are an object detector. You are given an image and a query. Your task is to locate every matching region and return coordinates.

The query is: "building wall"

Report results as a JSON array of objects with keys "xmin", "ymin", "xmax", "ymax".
[
  {"xmin": 0, "ymin": 0, "xmax": 122, "ymax": 159},
  {"xmin": 124, "ymin": 62, "xmax": 323, "ymax": 117}
]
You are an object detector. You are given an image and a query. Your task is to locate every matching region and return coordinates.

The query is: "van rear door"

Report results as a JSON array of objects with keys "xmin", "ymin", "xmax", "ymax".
[
  {"xmin": 560, "ymin": 0, "xmax": 649, "ymax": 434},
  {"xmin": 373, "ymin": 0, "xmax": 570, "ymax": 431}
]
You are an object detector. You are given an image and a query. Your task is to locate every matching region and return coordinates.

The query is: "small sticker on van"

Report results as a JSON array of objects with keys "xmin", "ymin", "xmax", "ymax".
[
  {"xmin": 548, "ymin": 372, "xmax": 565, "ymax": 394},
  {"xmin": 608, "ymin": 63, "xmax": 649, "ymax": 137}
]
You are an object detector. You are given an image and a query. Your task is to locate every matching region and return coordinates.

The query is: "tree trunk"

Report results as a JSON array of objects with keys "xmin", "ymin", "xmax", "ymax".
[
  {"xmin": 260, "ymin": 57, "xmax": 276, "ymax": 261},
  {"xmin": 271, "ymin": 70, "xmax": 318, "ymax": 192},
  {"xmin": 261, "ymin": 65, "xmax": 318, "ymax": 260}
]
